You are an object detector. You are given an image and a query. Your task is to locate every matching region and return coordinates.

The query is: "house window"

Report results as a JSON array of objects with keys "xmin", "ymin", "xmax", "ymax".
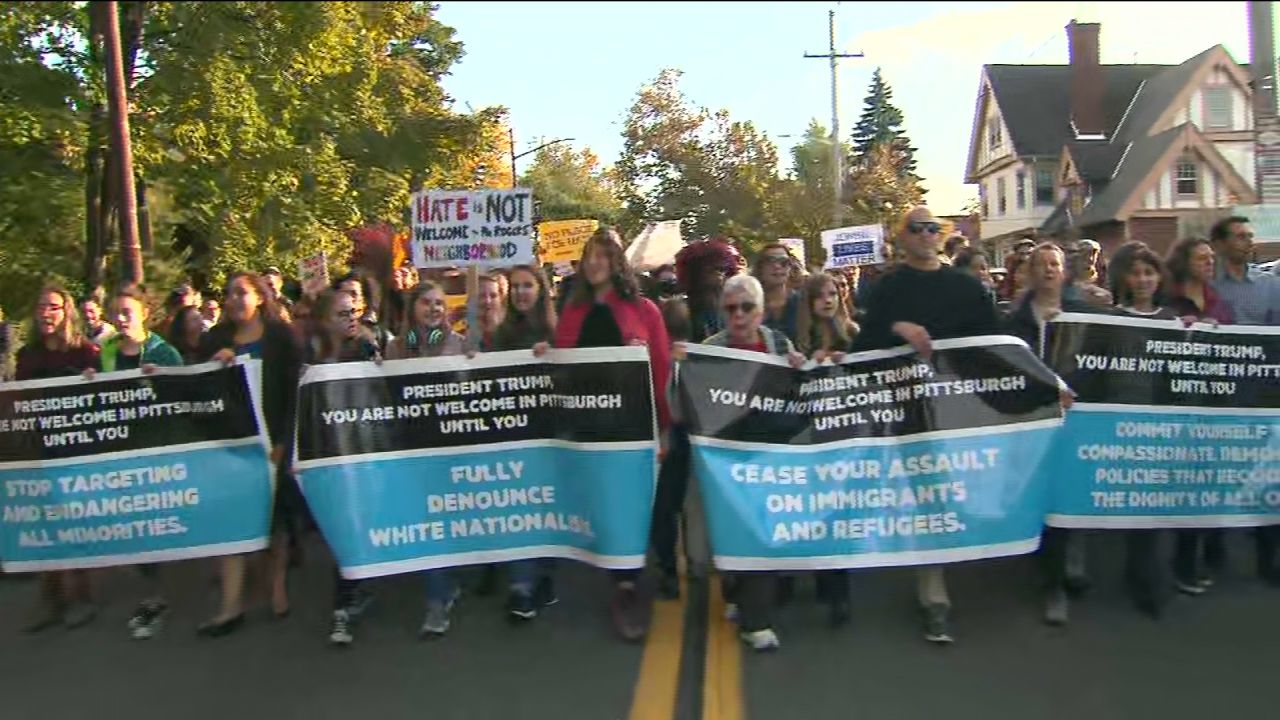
[
  {"xmin": 987, "ymin": 118, "xmax": 1003, "ymax": 155},
  {"xmin": 1176, "ymin": 158, "xmax": 1198, "ymax": 195},
  {"xmin": 1016, "ymin": 170, "xmax": 1027, "ymax": 210},
  {"xmin": 1035, "ymin": 168, "xmax": 1054, "ymax": 205},
  {"xmin": 1203, "ymin": 86, "xmax": 1232, "ymax": 129},
  {"xmin": 996, "ymin": 177, "xmax": 1007, "ymax": 215}
]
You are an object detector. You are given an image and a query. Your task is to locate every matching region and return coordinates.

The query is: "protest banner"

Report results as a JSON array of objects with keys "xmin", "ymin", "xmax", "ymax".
[
  {"xmin": 0, "ymin": 363, "xmax": 273, "ymax": 572},
  {"xmin": 821, "ymin": 224, "xmax": 885, "ymax": 269},
  {"xmin": 1045, "ymin": 314, "xmax": 1280, "ymax": 529},
  {"xmin": 779, "ymin": 238, "xmax": 806, "ymax": 267},
  {"xmin": 410, "ymin": 188, "xmax": 536, "ymax": 268},
  {"xmin": 293, "ymin": 347, "xmax": 657, "ymax": 580},
  {"xmin": 625, "ymin": 220, "xmax": 683, "ymax": 271},
  {"xmin": 676, "ymin": 338, "xmax": 1063, "ymax": 571},
  {"xmin": 538, "ymin": 219, "xmax": 599, "ymax": 264},
  {"xmin": 297, "ymin": 252, "xmax": 330, "ymax": 298}
]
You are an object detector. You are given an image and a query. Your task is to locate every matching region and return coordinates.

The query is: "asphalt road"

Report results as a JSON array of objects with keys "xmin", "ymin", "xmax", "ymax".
[{"xmin": 2, "ymin": 530, "xmax": 1277, "ymax": 720}]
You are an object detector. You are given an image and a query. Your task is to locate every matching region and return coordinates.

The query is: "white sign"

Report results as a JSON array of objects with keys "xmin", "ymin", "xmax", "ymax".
[
  {"xmin": 296, "ymin": 252, "xmax": 329, "ymax": 298},
  {"xmin": 779, "ymin": 238, "xmax": 806, "ymax": 267},
  {"xmin": 624, "ymin": 220, "xmax": 683, "ymax": 271},
  {"xmin": 821, "ymin": 224, "xmax": 885, "ymax": 269},
  {"xmin": 410, "ymin": 188, "xmax": 535, "ymax": 268}
]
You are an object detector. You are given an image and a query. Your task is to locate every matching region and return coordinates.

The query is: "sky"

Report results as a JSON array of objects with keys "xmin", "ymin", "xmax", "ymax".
[{"xmin": 435, "ymin": 1, "xmax": 1263, "ymax": 215}]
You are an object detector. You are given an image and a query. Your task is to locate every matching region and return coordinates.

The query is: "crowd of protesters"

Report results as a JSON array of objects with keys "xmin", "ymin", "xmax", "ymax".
[{"xmin": 3, "ymin": 209, "xmax": 1278, "ymax": 654}]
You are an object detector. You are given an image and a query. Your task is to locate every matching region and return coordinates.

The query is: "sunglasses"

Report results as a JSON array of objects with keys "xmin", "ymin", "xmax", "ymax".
[
  {"xmin": 761, "ymin": 255, "xmax": 791, "ymax": 266},
  {"xmin": 722, "ymin": 302, "xmax": 758, "ymax": 316},
  {"xmin": 909, "ymin": 221, "xmax": 942, "ymax": 235}
]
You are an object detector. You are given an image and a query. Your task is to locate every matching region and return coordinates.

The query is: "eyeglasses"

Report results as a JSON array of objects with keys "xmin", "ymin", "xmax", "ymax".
[
  {"xmin": 336, "ymin": 309, "xmax": 357, "ymax": 319},
  {"xmin": 761, "ymin": 255, "xmax": 790, "ymax": 266},
  {"xmin": 908, "ymin": 221, "xmax": 942, "ymax": 235},
  {"xmin": 722, "ymin": 302, "xmax": 758, "ymax": 316}
]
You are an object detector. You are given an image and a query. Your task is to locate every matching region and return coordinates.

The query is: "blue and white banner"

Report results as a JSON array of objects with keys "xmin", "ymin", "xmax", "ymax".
[
  {"xmin": 0, "ymin": 362, "xmax": 273, "ymax": 572},
  {"xmin": 677, "ymin": 338, "xmax": 1064, "ymax": 571},
  {"xmin": 1045, "ymin": 313, "xmax": 1280, "ymax": 529},
  {"xmin": 294, "ymin": 347, "xmax": 657, "ymax": 580}
]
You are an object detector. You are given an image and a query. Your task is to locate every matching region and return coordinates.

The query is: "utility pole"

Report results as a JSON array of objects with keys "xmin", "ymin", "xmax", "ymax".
[
  {"xmin": 805, "ymin": 8, "xmax": 862, "ymax": 227},
  {"xmin": 102, "ymin": 0, "xmax": 142, "ymax": 283}
]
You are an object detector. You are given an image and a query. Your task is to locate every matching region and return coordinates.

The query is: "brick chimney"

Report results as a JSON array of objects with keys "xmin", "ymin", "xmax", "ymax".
[{"xmin": 1067, "ymin": 20, "xmax": 1105, "ymax": 139}]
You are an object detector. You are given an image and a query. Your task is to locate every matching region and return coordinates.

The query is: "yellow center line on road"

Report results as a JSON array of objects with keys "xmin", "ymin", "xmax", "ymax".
[
  {"xmin": 702, "ymin": 576, "xmax": 744, "ymax": 720},
  {"xmin": 627, "ymin": 575, "xmax": 688, "ymax": 720}
]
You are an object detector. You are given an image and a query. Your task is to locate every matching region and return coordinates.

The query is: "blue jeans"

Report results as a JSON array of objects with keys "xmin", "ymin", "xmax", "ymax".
[
  {"xmin": 508, "ymin": 559, "xmax": 555, "ymax": 596},
  {"xmin": 424, "ymin": 569, "xmax": 458, "ymax": 607}
]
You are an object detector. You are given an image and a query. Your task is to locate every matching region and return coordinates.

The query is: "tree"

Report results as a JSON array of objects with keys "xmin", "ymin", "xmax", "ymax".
[
  {"xmin": 844, "ymin": 142, "xmax": 924, "ymax": 229},
  {"xmin": 519, "ymin": 142, "xmax": 622, "ymax": 224},
  {"xmin": 850, "ymin": 68, "xmax": 920, "ymax": 189},
  {"xmin": 615, "ymin": 69, "xmax": 786, "ymax": 253},
  {"xmin": 772, "ymin": 120, "xmax": 853, "ymax": 263}
]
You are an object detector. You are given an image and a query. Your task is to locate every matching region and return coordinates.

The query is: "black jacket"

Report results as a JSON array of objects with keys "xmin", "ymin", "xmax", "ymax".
[
  {"xmin": 200, "ymin": 320, "xmax": 303, "ymax": 449},
  {"xmin": 1004, "ymin": 286, "xmax": 1104, "ymax": 358}
]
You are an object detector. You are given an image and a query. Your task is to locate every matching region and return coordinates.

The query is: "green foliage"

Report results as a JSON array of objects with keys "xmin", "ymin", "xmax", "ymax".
[
  {"xmin": 850, "ymin": 68, "xmax": 920, "ymax": 188},
  {"xmin": 519, "ymin": 142, "xmax": 622, "ymax": 225}
]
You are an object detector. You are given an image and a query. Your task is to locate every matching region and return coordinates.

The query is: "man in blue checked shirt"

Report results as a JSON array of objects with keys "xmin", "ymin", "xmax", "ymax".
[{"xmin": 1210, "ymin": 216, "xmax": 1279, "ymax": 326}]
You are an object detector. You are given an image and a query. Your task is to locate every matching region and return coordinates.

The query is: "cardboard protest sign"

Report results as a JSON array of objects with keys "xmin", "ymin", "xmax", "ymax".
[
  {"xmin": 538, "ymin": 219, "xmax": 599, "ymax": 264},
  {"xmin": 821, "ymin": 224, "xmax": 886, "ymax": 269},
  {"xmin": 411, "ymin": 189, "xmax": 535, "ymax": 268},
  {"xmin": 297, "ymin": 252, "xmax": 329, "ymax": 298}
]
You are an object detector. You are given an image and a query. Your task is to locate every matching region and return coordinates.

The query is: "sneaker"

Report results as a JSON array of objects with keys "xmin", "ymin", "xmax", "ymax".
[
  {"xmin": 329, "ymin": 609, "xmax": 354, "ymax": 646},
  {"xmin": 535, "ymin": 575, "xmax": 558, "ymax": 607},
  {"xmin": 127, "ymin": 600, "xmax": 168, "ymax": 640},
  {"xmin": 63, "ymin": 601, "xmax": 98, "ymax": 630},
  {"xmin": 658, "ymin": 572, "xmax": 680, "ymax": 601},
  {"xmin": 508, "ymin": 592, "xmax": 537, "ymax": 622},
  {"xmin": 922, "ymin": 603, "xmax": 954, "ymax": 644},
  {"xmin": 724, "ymin": 602, "xmax": 740, "ymax": 623},
  {"xmin": 1195, "ymin": 575, "xmax": 1215, "ymax": 589},
  {"xmin": 739, "ymin": 628, "xmax": 780, "ymax": 652},
  {"xmin": 1175, "ymin": 579, "xmax": 1207, "ymax": 596},
  {"xmin": 419, "ymin": 590, "xmax": 459, "ymax": 638},
  {"xmin": 1043, "ymin": 589, "xmax": 1069, "ymax": 626},
  {"xmin": 609, "ymin": 585, "xmax": 647, "ymax": 642}
]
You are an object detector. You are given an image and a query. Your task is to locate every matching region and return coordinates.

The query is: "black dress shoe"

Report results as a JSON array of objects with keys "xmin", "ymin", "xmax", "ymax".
[{"xmin": 197, "ymin": 613, "xmax": 245, "ymax": 638}]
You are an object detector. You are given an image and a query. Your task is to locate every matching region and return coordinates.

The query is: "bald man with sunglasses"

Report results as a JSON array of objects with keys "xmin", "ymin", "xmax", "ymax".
[{"xmin": 852, "ymin": 205, "xmax": 1002, "ymax": 644}]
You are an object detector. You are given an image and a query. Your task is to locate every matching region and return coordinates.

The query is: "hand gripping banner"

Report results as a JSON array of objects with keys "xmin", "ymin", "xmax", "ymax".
[
  {"xmin": 0, "ymin": 362, "xmax": 274, "ymax": 572},
  {"xmin": 294, "ymin": 348, "xmax": 657, "ymax": 580},
  {"xmin": 677, "ymin": 337, "xmax": 1063, "ymax": 571},
  {"xmin": 1045, "ymin": 313, "xmax": 1280, "ymax": 529}
]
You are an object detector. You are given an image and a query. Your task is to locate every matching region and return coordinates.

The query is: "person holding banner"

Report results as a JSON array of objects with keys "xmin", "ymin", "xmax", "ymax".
[
  {"xmin": 198, "ymin": 272, "xmax": 303, "ymax": 637},
  {"xmin": 1163, "ymin": 238, "xmax": 1234, "ymax": 595},
  {"xmin": 1106, "ymin": 242, "xmax": 1181, "ymax": 616},
  {"xmin": 554, "ymin": 227, "xmax": 671, "ymax": 642},
  {"xmin": 334, "ymin": 271, "xmax": 393, "ymax": 354},
  {"xmin": 1006, "ymin": 243, "xmax": 1097, "ymax": 625},
  {"xmin": 487, "ymin": 265, "xmax": 562, "ymax": 620},
  {"xmin": 384, "ymin": 281, "xmax": 470, "ymax": 637},
  {"xmin": 852, "ymin": 207, "xmax": 1002, "ymax": 644},
  {"xmin": 477, "ymin": 272, "xmax": 507, "ymax": 349},
  {"xmin": 93, "ymin": 284, "xmax": 186, "ymax": 639},
  {"xmin": 15, "ymin": 285, "xmax": 102, "ymax": 632}
]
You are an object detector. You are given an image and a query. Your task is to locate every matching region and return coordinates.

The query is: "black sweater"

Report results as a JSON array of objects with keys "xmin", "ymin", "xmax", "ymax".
[{"xmin": 853, "ymin": 265, "xmax": 1001, "ymax": 351}]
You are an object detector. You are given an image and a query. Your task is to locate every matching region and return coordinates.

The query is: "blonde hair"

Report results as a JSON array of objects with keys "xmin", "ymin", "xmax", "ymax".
[{"xmin": 33, "ymin": 285, "xmax": 86, "ymax": 350}]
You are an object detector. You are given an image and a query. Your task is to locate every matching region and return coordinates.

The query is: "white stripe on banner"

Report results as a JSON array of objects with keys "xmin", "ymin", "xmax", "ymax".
[
  {"xmin": 1054, "ymin": 312, "xmax": 1280, "ymax": 335},
  {"xmin": 684, "ymin": 334, "xmax": 1033, "ymax": 368},
  {"xmin": 688, "ymin": 417, "xmax": 1062, "ymax": 453},
  {"xmin": 1071, "ymin": 403, "xmax": 1279, "ymax": 417},
  {"xmin": 1047, "ymin": 514, "xmax": 1280, "ymax": 530},
  {"xmin": 713, "ymin": 538, "xmax": 1042, "ymax": 571},
  {"xmin": 0, "ymin": 537, "xmax": 269, "ymax": 573},
  {"xmin": 295, "ymin": 438, "xmax": 657, "ymax": 472},
  {"xmin": 298, "ymin": 346, "xmax": 651, "ymax": 385},
  {"xmin": 0, "ymin": 436, "xmax": 268, "ymax": 472},
  {"xmin": 340, "ymin": 546, "xmax": 645, "ymax": 580},
  {"xmin": 0, "ymin": 359, "xmax": 253, "ymax": 392}
]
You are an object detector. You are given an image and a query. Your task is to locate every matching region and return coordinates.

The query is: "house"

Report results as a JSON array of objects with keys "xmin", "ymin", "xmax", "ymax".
[{"xmin": 965, "ymin": 20, "xmax": 1259, "ymax": 259}]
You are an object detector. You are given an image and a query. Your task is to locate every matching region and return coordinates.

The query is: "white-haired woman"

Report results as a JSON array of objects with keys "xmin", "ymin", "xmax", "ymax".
[{"xmin": 700, "ymin": 273, "xmax": 804, "ymax": 651}]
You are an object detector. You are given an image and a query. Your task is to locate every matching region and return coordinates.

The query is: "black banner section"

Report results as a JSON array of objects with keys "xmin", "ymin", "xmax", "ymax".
[
  {"xmin": 1046, "ymin": 314, "xmax": 1280, "ymax": 409},
  {"xmin": 0, "ymin": 364, "xmax": 262, "ymax": 464},
  {"xmin": 294, "ymin": 349, "xmax": 655, "ymax": 463},
  {"xmin": 677, "ymin": 337, "xmax": 1062, "ymax": 444}
]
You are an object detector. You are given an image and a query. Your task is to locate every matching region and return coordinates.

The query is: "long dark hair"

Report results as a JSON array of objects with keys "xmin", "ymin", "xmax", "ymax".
[
  {"xmin": 309, "ymin": 288, "xmax": 374, "ymax": 361},
  {"xmin": 166, "ymin": 305, "xmax": 204, "ymax": 358},
  {"xmin": 495, "ymin": 265, "xmax": 556, "ymax": 344},
  {"xmin": 223, "ymin": 271, "xmax": 285, "ymax": 327},
  {"xmin": 1164, "ymin": 237, "xmax": 1210, "ymax": 286},
  {"xmin": 569, "ymin": 227, "xmax": 639, "ymax": 305},
  {"xmin": 1108, "ymin": 241, "xmax": 1166, "ymax": 307}
]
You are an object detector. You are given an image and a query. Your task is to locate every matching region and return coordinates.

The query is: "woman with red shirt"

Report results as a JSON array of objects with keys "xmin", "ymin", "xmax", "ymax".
[{"xmin": 554, "ymin": 227, "xmax": 671, "ymax": 642}]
